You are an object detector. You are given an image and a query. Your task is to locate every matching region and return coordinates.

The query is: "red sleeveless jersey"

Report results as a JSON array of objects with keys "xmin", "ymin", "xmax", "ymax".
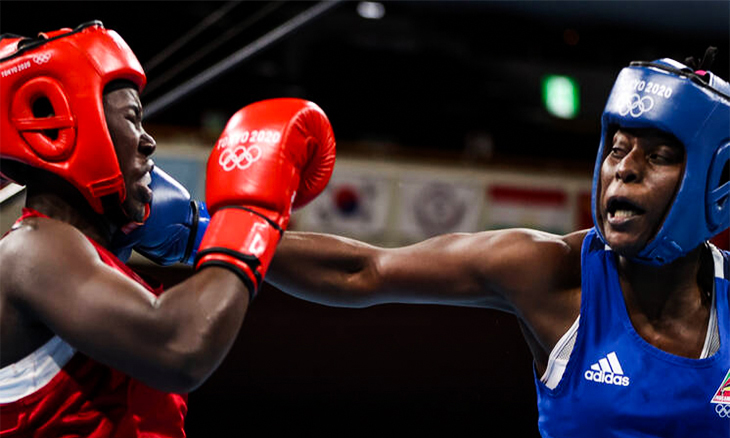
[{"xmin": 0, "ymin": 209, "xmax": 188, "ymax": 437}]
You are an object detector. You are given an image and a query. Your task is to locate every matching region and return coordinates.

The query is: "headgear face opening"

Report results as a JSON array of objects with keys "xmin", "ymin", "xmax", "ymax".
[
  {"xmin": 592, "ymin": 58, "xmax": 730, "ymax": 265},
  {"xmin": 0, "ymin": 21, "xmax": 146, "ymax": 214}
]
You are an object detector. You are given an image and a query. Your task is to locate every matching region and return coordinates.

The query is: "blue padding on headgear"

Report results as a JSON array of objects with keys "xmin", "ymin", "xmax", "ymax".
[
  {"xmin": 707, "ymin": 142, "xmax": 730, "ymax": 230},
  {"xmin": 592, "ymin": 58, "xmax": 730, "ymax": 265}
]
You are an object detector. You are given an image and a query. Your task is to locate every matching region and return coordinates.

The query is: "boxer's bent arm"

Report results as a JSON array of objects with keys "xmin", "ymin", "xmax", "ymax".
[
  {"xmin": 267, "ymin": 228, "xmax": 583, "ymax": 312},
  {"xmin": 0, "ymin": 219, "xmax": 249, "ymax": 393}
]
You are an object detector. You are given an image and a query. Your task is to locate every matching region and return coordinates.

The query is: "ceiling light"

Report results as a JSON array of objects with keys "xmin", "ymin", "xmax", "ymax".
[
  {"xmin": 357, "ymin": 2, "xmax": 385, "ymax": 20},
  {"xmin": 542, "ymin": 75, "xmax": 580, "ymax": 119}
]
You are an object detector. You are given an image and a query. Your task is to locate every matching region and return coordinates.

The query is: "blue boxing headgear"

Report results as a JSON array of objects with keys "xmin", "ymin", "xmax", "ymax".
[{"xmin": 592, "ymin": 58, "xmax": 730, "ymax": 265}]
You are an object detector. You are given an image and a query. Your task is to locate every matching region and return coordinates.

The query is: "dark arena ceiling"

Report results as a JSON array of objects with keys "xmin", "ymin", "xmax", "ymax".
[{"xmin": 2, "ymin": 1, "xmax": 728, "ymax": 167}]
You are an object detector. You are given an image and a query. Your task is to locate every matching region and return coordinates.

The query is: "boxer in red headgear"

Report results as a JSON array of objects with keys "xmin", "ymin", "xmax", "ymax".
[
  {"xmin": 1, "ymin": 21, "xmax": 145, "ymax": 219},
  {"xmin": 0, "ymin": 21, "xmax": 336, "ymax": 437}
]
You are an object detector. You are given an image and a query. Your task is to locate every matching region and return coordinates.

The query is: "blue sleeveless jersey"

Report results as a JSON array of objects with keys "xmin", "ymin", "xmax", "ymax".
[{"xmin": 534, "ymin": 229, "xmax": 730, "ymax": 437}]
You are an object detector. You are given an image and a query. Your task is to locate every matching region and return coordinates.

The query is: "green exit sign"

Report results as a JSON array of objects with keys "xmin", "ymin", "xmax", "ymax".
[{"xmin": 542, "ymin": 75, "xmax": 579, "ymax": 119}]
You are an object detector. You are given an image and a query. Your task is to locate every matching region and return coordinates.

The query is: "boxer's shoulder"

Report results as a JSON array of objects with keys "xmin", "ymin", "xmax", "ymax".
[
  {"xmin": 0, "ymin": 216, "xmax": 100, "ymax": 299},
  {"xmin": 480, "ymin": 228, "xmax": 584, "ymax": 280},
  {"xmin": 3, "ymin": 215, "xmax": 95, "ymax": 251},
  {"xmin": 479, "ymin": 228, "xmax": 583, "ymax": 315}
]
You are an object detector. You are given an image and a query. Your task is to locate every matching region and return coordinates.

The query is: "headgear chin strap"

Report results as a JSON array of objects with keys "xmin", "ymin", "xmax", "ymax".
[
  {"xmin": 592, "ymin": 58, "xmax": 730, "ymax": 265},
  {"xmin": 0, "ymin": 21, "xmax": 146, "ymax": 214}
]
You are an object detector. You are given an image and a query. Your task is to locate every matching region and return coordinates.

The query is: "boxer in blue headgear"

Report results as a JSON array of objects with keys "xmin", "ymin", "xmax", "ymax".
[
  {"xmin": 122, "ymin": 52, "xmax": 730, "ymax": 437},
  {"xmin": 592, "ymin": 56, "xmax": 730, "ymax": 264}
]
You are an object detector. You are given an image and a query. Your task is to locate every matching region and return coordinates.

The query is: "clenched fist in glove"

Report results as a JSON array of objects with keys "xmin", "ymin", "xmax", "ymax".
[
  {"xmin": 112, "ymin": 166, "xmax": 209, "ymax": 266},
  {"xmin": 195, "ymin": 98, "xmax": 336, "ymax": 297}
]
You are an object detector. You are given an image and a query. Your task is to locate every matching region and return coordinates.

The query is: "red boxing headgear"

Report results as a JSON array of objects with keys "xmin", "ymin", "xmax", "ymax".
[{"xmin": 0, "ymin": 21, "xmax": 146, "ymax": 214}]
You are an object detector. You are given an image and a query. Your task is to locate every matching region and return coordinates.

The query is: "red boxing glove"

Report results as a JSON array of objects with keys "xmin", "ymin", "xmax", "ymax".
[{"xmin": 195, "ymin": 98, "xmax": 336, "ymax": 296}]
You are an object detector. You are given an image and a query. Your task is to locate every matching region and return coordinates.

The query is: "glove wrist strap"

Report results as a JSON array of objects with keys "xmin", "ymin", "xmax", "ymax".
[{"xmin": 194, "ymin": 208, "xmax": 281, "ymax": 298}]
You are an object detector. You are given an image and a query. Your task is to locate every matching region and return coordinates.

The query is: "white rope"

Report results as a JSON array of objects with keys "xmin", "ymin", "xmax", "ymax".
[
  {"xmin": 143, "ymin": 1, "xmax": 244, "ymax": 73},
  {"xmin": 0, "ymin": 183, "xmax": 25, "ymax": 204},
  {"xmin": 144, "ymin": 0, "xmax": 342, "ymax": 119}
]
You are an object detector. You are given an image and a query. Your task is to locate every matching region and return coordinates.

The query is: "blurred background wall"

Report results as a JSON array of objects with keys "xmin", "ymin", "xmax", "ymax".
[{"xmin": 1, "ymin": 1, "xmax": 728, "ymax": 436}]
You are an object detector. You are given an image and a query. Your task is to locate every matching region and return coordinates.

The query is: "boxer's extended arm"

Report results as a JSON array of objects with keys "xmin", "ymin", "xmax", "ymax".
[{"xmin": 268, "ymin": 228, "xmax": 585, "ymax": 314}]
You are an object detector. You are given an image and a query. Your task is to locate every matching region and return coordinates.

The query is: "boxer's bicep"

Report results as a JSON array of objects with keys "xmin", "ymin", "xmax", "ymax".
[
  {"xmin": 374, "ymin": 229, "xmax": 579, "ymax": 311},
  {"xmin": 475, "ymin": 229, "xmax": 583, "ymax": 314},
  {"xmin": 2, "ymin": 222, "xmax": 181, "ymax": 378}
]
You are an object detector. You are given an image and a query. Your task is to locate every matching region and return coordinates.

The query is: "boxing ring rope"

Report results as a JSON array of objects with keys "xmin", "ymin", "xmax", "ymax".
[
  {"xmin": 143, "ymin": 1, "xmax": 285, "ymax": 95},
  {"xmin": 0, "ymin": 183, "xmax": 24, "ymax": 204},
  {"xmin": 143, "ymin": 0, "xmax": 245, "ymax": 73},
  {"xmin": 144, "ymin": 0, "xmax": 342, "ymax": 119}
]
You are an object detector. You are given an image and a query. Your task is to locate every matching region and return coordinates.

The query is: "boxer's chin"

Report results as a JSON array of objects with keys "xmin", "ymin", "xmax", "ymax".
[{"xmin": 121, "ymin": 197, "xmax": 148, "ymax": 224}]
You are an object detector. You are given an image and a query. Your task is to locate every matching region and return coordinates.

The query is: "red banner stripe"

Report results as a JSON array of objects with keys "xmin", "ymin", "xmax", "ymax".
[{"xmin": 489, "ymin": 186, "xmax": 567, "ymax": 206}]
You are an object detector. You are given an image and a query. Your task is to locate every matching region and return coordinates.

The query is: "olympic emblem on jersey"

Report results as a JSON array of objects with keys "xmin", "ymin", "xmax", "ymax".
[
  {"xmin": 218, "ymin": 145, "xmax": 262, "ymax": 171},
  {"xmin": 618, "ymin": 93, "xmax": 654, "ymax": 118},
  {"xmin": 715, "ymin": 404, "xmax": 730, "ymax": 418},
  {"xmin": 33, "ymin": 53, "xmax": 51, "ymax": 64}
]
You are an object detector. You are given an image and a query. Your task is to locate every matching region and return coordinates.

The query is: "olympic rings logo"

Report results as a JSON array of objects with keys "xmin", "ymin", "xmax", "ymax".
[
  {"xmin": 618, "ymin": 93, "xmax": 654, "ymax": 118},
  {"xmin": 218, "ymin": 145, "xmax": 262, "ymax": 171},
  {"xmin": 33, "ymin": 53, "xmax": 51, "ymax": 64},
  {"xmin": 716, "ymin": 403, "xmax": 730, "ymax": 418}
]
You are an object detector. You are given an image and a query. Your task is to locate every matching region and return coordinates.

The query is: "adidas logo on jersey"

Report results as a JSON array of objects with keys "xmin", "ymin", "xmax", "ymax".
[{"xmin": 584, "ymin": 352, "xmax": 630, "ymax": 387}]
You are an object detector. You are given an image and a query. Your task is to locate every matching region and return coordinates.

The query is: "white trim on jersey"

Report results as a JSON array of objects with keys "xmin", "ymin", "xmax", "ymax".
[
  {"xmin": 710, "ymin": 243, "xmax": 725, "ymax": 280},
  {"xmin": 0, "ymin": 335, "xmax": 75, "ymax": 403},
  {"xmin": 700, "ymin": 243, "xmax": 723, "ymax": 359},
  {"xmin": 700, "ymin": 285, "xmax": 717, "ymax": 360},
  {"xmin": 540, "ymin": 316, "xmax": 580, "ymax": 390}
]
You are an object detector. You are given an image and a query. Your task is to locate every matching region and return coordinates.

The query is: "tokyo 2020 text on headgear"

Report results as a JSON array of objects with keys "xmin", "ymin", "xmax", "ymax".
[
  {"xmin": 0, "ymin": 21, "xmax": 146, "ymax": 214},
  {"xmin": 592, "ymin": 58, "xmax": 730, "ymax": 265}
]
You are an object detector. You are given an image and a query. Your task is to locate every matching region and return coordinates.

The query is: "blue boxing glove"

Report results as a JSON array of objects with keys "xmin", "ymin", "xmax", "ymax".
[{"xmin": 112, "ymin": 167, "xmax": 210, "ymax": 265}]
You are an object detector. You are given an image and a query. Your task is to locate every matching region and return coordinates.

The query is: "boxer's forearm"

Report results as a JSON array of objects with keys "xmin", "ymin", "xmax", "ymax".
[{"xmin": 267, "ymin": 232, "xmax": 382, "ymax": 307}]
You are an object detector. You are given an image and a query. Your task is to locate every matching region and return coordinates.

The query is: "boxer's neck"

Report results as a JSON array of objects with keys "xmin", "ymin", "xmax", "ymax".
[
  {"xmin": 25, "ymin": 187, "xmax": 115, "ymax": 248},
  {"xmin": 617, "ymin": 244, "xmax": 710, "ymax": 322}
]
